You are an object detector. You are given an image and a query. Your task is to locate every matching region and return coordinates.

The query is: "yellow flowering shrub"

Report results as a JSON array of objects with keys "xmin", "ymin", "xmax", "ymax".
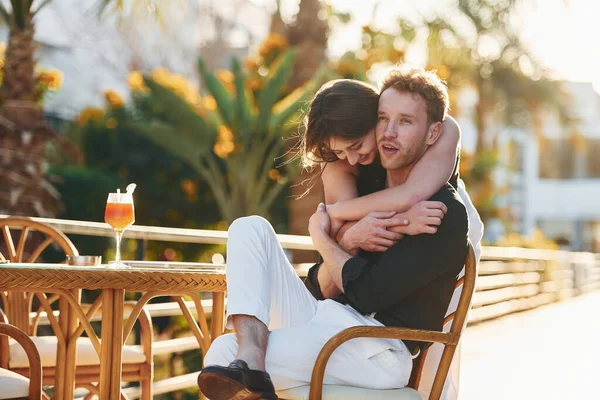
[
  {"xmin": 216, "ymin": 70, "xmax": 235, "ymax": 93},
  {"xmin": 213, "ymin": 125, "xmax": 235, "ymax": 159},
  {"xmin": 150, "ymin": 67, "xmax": 201, "ymax": 105},
  {"xmin": 127, "ymin": 71, "xmax": 146, "ymax": 91},
  {"xmin": 104, "ymin": 90, "xmax": 125, "ymax": 108},
  {"xmin": 76, "ymin": 107, "xmax": 105, "ymax": 125},
  {"xmin": 37, "ymin": 69, "xmax": 63, "ymax": 91},
  {"xmin": 258, "ymin": 33, "xmax": 289, "ymax": 59},
  {"xmin": 203, "ymin": 96, "xmax": 217, "ymax": 111}
]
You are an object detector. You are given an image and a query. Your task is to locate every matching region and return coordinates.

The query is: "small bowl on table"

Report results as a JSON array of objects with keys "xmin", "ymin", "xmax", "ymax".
[{"xmin": 66, "ymin": 255, "xmax": 102, "ymax": 266}]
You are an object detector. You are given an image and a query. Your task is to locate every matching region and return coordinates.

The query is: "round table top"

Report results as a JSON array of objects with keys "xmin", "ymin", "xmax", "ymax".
[{"xmin": 0, "ymin": 263, "xmax": 226, "ymax": 292}]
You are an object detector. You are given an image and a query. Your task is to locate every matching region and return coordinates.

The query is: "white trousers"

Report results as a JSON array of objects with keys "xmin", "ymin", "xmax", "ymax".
[{"xmin": 204, "ymin": 216, "xmax": 413, "ymax": 391}]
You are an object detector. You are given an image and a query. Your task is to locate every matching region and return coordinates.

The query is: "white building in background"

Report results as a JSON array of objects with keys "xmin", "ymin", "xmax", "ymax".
[
  {"xmin": 491, "ymin": 82, "xmax": 600, "ymax": 251},
  {"xmin": 0, "ymin": 0, "xmax": 269, "ymax": 121}
]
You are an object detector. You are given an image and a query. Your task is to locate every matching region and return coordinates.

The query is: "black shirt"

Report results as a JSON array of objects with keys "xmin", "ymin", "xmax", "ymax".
[{"xmin": 305, "ymin": 163, "xmax": 468, "ymax": 353}]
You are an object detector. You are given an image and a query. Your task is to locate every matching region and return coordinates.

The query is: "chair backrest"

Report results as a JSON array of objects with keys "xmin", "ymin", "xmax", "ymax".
[
  {"xmin": 409, "ymin": 241, "xmax": 478, "ymax": 399},
  {"xmin": 0, "ymin": 217, "xmax": 78, "ymax": 334},
  {"xmin": 0, "ymin": 322, "xmax": 42, "ymax": 400}
]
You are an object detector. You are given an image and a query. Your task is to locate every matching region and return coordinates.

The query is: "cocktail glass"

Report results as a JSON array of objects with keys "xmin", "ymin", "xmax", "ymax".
[{"xmin": 104, "ymin": 191, "xmax": 135, "ymax": 268}]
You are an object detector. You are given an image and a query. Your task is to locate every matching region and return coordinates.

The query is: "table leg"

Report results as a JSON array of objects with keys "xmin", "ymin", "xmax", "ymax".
[
  {"xmin": 54, "ymin": 297, "xmax": 68, "ymax": 400},
  {"xmin": 99, "ymin": 289, "xmax": 125, "ymax": 400},
  {"xmin": 211, "ymin": 292, "xmax": 225, "ymax": 341},
  {"xmin": 110, "ymin": 289, "xmax": 125, "ymax": 400},
  {"xmin": 63, "ymin": 289, "xmax": 81, "ymax": 400}
]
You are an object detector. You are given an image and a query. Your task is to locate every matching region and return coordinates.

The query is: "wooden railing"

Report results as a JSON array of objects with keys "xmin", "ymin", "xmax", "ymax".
[{"xmin": 3, "ymin": 215, "xmax": 600, "ymax": 398}]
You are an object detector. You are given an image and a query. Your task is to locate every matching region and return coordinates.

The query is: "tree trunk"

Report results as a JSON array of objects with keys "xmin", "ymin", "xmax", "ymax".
[
  {"xmin": 0, "ymin": 15, "xmax": 78, "ymax": 217},
  {"xmin": 287, "ymin": 0, "xmax": 328, "ymax": 90},
  {"xmin": 283, "ymin": 0, "xmax": 328, "ymax": 261},
  {"xmin": 0, "ymin": 101, "xmax": 64, "ymax": 217},
  {"xmin": 0, "ymin": 17, "xmax": 37, "ymax": 102}
]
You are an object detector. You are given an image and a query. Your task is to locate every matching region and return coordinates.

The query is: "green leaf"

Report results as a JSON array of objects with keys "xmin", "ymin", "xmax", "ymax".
[
  {"xmin": 231, "ymin": 58, "xmax": 252, "ymax": 144},
  {"xmin": 10, "ymin": 0, "xmax": 28, "ymax": 29},
  {"xmin": 0, "ymin": 4, "xmax": 10, "ymax": 25},
  {"xmin": 32, "ymin": 0, "xmax": 53, "ymax": 17},
  {"xmin": 126, "ymin": 120, "xmax": 205, "ymax": 172},
  {"xmin": 143, "ymin": 77, "xmax": 214, "ymax": 135},
  {"xmin": 197, "ymin": 58, "xmax": 235, "ymax": 128},
  {"xmin": 256, "ymin": 50, "xmax": 297, "ymax": 134},
  {"xmin": 142, "ymin": 77, "xmax": 219, "ymax": 155}
]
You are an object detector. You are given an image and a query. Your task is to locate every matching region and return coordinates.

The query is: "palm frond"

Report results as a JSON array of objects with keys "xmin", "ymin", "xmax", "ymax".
[
  {"xmin": 231, "ymin": 58, "xmax": 253, "ymax": 145},
  {"xmin": 256, "ymin": 50, "xmax": 297, "ymax": 134},
  {"xmin": 10, "ymin": 0, "xmax": 27, "ymax": 29},
  {"xmin": 197, "ymin": 59, "xmax": 235, "ymax": 128},
  {"xmin": 32, "ymin": 0, "xmax": 53, "ymax": 17},
  {"xmin": 0, "ymin": 3, "xmax": 11, "ymax": 25}
]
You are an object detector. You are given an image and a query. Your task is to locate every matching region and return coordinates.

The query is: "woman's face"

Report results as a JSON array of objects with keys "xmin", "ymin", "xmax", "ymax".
[{"xmin": 328, "ymin": 130, "xmax": 378, "ymax": 166}]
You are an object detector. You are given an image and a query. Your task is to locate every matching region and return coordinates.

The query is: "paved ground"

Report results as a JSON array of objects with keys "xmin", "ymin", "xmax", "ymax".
[{"xmin": 459, "ymin": 291, "xmax": 600, "ymax": 400}]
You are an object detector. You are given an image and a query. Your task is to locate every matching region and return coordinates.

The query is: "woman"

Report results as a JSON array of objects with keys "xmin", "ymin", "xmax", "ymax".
[{"xmin": 302, "ymin": 78, "xmax": 483, "ymax": 400}]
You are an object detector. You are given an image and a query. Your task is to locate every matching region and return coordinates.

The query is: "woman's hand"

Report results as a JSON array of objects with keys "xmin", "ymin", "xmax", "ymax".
[
  {"xmin": 339, "ymin": 211, "xmax": 405, "ymax": 253},
  {"xmin": 389, "ymin": 201, "xmax": 447, "ymax": 236}
]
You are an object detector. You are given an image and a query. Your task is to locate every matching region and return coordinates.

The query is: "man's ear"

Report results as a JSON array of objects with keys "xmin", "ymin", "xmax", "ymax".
[{"xmin": 426, "ymin": 121, "xmax": 443, "ymax": 145}]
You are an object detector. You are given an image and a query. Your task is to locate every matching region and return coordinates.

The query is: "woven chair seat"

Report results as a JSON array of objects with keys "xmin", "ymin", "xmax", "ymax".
[
  {"xmin": 9, "ymin": 336, "xmax": 146, "ymax": 368},
  {"xmin": 277, "ymin": 385, "xmax": 423, "ymax": 400}
]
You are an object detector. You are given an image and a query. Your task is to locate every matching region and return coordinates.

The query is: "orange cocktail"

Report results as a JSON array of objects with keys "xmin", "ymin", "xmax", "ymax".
[
  {"xmin": 105, "ymin": 189, "xmax": 135, "ymax": 268},
  {"xmin": 105, "ymin": 202, "xmax": 135, "ymax": 231}
]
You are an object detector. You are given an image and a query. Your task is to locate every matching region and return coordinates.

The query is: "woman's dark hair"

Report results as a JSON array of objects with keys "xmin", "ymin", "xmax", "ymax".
[{"xmin": 302, "ymin": 79, "xmax": 379, "ymax": 166}]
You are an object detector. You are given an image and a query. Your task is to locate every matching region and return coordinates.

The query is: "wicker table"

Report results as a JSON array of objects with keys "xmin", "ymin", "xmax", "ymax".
[{"xmin": 0, "ymin": 263, "xmax": 227, "ymax": 400}]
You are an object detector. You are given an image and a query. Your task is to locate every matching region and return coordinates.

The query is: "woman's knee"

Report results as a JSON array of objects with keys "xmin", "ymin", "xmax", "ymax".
[{"xmin": 203, "ymin": 334, "xmax": 238, "ymax": 367}]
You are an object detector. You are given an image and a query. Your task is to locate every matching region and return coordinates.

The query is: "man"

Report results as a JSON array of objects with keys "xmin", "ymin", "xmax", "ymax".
[{"xmin": 197, "ymin": 66, "xmax": 469, "ymax": 400}]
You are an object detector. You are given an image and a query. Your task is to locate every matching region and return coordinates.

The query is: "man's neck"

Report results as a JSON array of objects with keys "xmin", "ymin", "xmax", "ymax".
[{"xmin": 386, "ymin": 165, "xmax": 413, "ymax": 188}]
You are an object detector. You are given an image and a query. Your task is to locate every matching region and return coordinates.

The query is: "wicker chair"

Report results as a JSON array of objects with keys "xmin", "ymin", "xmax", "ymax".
[
  {"xmin": 277, "ymin": 242, "xmax": 477, "ymax": 400},
  {"xmin": 0, "ymin": 322, "xmax": 44, "ymax": 400},
  {"xmin": 0, "ymin": 217, "xmax": 153, "ymax": 399}
]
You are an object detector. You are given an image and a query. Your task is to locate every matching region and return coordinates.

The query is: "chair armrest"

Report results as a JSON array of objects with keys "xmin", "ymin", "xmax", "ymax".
[
  {"xmin": 309, "ymin": 326, "xmax": 459, "ymax": 400},
  {"xmin": 0, "ymin": 323, "xmax": 42, "ymax": 400}
]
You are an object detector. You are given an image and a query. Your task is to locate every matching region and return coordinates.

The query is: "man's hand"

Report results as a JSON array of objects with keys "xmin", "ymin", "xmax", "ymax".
[
  {"xmin": 309, "ymin": 203, "xmax": 331, "ymax": 240},
  {"xmin": 389, "ymin": 201, "xmax": 447, "ymax": 236},
  {"xmin": 339, "ymin": 211, "xmax": 406, "ymax": 253}
]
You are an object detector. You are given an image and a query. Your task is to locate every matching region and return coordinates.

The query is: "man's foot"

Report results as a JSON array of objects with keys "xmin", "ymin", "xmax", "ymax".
[{"xmin": 198, "ymin": 359, "xmax": 278, "ymax": 400}]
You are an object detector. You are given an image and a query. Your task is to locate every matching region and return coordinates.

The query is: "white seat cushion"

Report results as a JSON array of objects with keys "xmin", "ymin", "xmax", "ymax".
[
  {"xmin": 9, "ymin": 336, "xmax": 146, "ymax": 368},
  {"xmin": 0, "ymin": 367, "xmax": 30, "ymax": 399},
  {"xmin": 277, "ymin": 385, "xmax": 423, "ymax": 400}
]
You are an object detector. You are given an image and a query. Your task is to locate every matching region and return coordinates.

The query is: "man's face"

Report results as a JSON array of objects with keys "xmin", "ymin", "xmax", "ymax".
[{"xmin": 376, "ymin": 88, "xmax": 430, "ymax": 171}]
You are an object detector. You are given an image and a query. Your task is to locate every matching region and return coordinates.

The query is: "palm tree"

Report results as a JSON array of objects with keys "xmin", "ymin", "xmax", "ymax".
[
  {"xmin": 0, "ymin": 0, "xmax": 151, "ymax": 217},
  {"xmin": 125, "ymin": 51, "xmax": 322, "ymax": 223},
  {"xmin": 265, "ymin": 0, "xmax": 329, "ymax": 243},
  {"xmin": 0, "ymin": 0, "xmax": 80, "ymax": 217}
]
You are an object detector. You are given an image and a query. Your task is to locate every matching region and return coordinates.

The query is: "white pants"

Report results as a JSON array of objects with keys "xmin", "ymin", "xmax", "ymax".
[
  {"xmin": 418, "ymin": 179, "xmax": 484, "ymax": 400},
  {"xmin": 204, "ymin": 216, "xmax": 413, "ymax": 391}
]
